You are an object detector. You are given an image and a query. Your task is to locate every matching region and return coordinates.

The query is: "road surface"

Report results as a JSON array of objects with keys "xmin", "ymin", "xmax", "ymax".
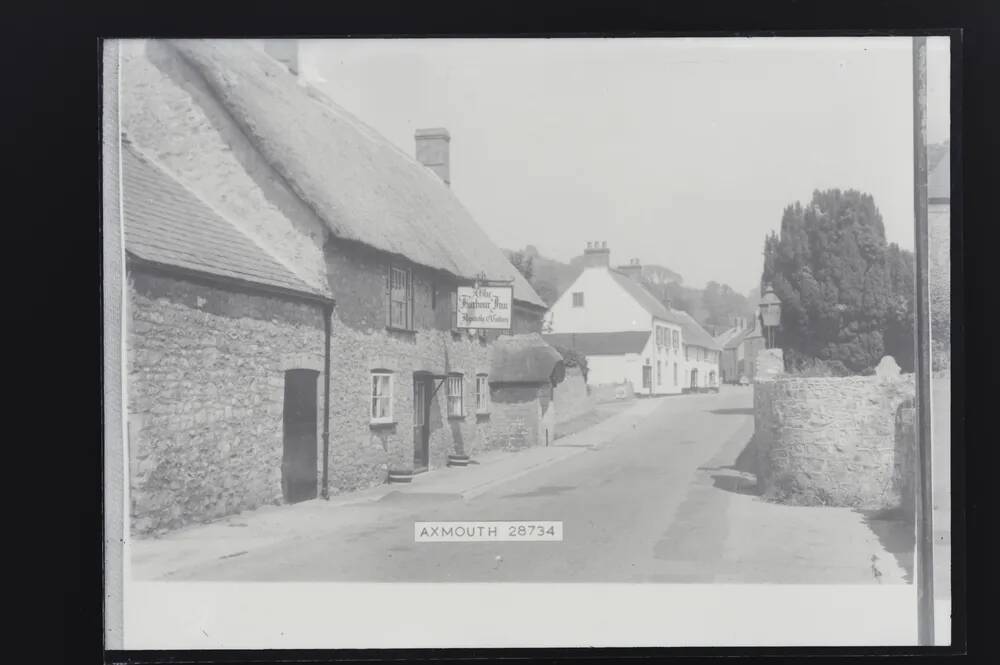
[{"xmin": 161, "ymin": 387, "xmax": 902, "ymax": 583}]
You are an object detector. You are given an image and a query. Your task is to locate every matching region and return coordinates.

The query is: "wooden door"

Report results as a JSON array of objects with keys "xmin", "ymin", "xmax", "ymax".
[
  {"xmin": 413, "ymin": 377, "xmax": 430, "ymax": 471},
  {"xmin": 282, "ymin": 369, "xmax": 318, "ymax": 503}
]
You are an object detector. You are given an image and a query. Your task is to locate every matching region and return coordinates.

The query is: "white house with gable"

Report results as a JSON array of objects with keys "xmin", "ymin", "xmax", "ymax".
[{"xmin": 543, "ymin": 242, "xmax": 691, "ymax": 395}]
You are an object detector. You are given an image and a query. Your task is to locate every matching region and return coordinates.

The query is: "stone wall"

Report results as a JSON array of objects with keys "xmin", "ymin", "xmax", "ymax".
[
  {"xmin": 485, "ymin": 384, "xmax": 548, "ymax": 451},
  {"xmin": 590, "ymin": 382, "xmax": 635, "ymax": 404},
  {"xmin": 553, "ymin": 367, "xmax": 594, "ymax": 425},
  {"xmin": 752, "ymin": 374, "xmax": 916, "ymax": 508},
  {"xmin": 127, "ymin": 270, "xmax": 327, "ymax": 535}
]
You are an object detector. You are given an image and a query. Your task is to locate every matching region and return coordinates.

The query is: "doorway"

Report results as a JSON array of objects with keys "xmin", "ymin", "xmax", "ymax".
[
  {"xmin": 282, "ymin": 369, "xmax": 319, "ymax": 503},
  {"xmin": 690, "ymin": 368, "xmax": 699, "ymax": 390},
  {"xmin": 413, "ymin": 375, "xmax": 431, "ymax": 472}
]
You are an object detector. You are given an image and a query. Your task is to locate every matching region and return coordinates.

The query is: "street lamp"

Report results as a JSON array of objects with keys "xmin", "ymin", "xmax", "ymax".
[{"xmin": 759, "ymin": 284, "xmax": 782, "ymax": 349}]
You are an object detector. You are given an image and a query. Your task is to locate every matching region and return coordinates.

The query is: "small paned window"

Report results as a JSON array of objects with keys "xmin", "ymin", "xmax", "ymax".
[
  {"xmin": 572, "ymin": 292, "xmax": 584, "ymax": 307},
  {"xmin": 386, "ymin": 265, "xmax": 414, "ymax": 330},
  {"xmin": 447, "ymin": 374, "xmax": 464, "ymax": 417},
  {"xmin": 475, "ymin": 375, "xmax": 490, "ymax": 413},
  {"xmin": 371, "ymin": 372, "xmax": 393, "ymax": 423}
]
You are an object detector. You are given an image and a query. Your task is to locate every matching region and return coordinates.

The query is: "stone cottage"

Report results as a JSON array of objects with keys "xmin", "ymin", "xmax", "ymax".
[{"xmin": 121, "ymin": 39, "xmax": 559, "ymax": 535}]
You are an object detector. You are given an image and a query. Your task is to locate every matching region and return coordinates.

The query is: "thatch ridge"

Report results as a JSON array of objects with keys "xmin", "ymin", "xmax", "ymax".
[{"xmin": 166, "ymin": 40, "xmax": 544, "ymax": 308}]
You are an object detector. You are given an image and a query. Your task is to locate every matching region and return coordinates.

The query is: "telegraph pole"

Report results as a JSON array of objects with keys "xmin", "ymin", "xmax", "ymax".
[{"xmin": 911, "ymin": 35, "xmax": 935, "ymax": 646}]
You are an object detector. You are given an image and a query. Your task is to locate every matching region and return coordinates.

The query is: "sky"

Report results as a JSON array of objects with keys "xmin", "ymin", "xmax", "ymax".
[{"xmin": 302, "ymin": 37, "xmax": 950, "ymax": 292}]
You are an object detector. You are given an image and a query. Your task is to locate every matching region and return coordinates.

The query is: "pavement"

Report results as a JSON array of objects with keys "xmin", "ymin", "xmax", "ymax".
[
  {"xmin": 132, "ymin": 386, "xmax": 915, "ymax": 585},
  {"xmin": 130, "ymin": 395, "xmax": 663, "ymax": 580}
]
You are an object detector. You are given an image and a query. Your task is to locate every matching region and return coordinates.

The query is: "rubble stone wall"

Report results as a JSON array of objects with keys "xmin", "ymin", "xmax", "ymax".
[
  {"xmin": 752, "ymin": 374, "xmax": 916, "ymax": 508},
  {"xmin": 126, "ymin": 270, "xmax": 327, "ymax": 535}
]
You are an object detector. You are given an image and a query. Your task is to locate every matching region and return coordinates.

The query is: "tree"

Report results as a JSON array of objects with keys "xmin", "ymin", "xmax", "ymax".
[
  {"xmin": 508, "ymin": 250, "xmax": 534, "ymax": 282},
  {"xmin": 761, "ymin": 189, "xmax": 913, "ymax": 374}
]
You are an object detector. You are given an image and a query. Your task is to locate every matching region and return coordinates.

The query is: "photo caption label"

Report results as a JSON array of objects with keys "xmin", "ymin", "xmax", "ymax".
[{"xmin": 415, "ymin": 521, "xmax": 563, "ymax": 542}]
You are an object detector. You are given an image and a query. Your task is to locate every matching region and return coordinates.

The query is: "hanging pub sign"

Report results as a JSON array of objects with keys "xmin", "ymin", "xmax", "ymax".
[{"xmin": 456, "ymin": 285, "xmax": 513, "ymax": 330}]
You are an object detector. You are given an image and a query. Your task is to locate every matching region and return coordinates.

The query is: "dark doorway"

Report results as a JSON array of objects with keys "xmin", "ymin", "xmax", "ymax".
[
  {"xmin": 282, "ymin": 369, "xmax": 319, "ymax": 503},
  {"xmin": 642, "ymin": 365, "xmax": 652, "ymax": 393},
  {"xmin": 413, "ymin": 376, "xmax": 431, "ymax": 472}
]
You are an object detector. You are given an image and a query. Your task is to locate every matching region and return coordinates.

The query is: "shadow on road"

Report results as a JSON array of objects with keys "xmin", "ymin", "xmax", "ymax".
[
  {"xmin": 859, "ymin": 508, "xmax": 915, "ymax": 583},
  {"xmin": 502, "ymin": 485, "xmax": 575, "ymax": 499},
  {"xmin": 707, "ymin": 407, "xmax": 755, "ymax": 416},
  {"xmin": 697, "ymin": 436, "xmax": 762, "ymax": 496},
  {"xmin": 709, "ymin": 472, "xmax": 759, "ymax": 495}
]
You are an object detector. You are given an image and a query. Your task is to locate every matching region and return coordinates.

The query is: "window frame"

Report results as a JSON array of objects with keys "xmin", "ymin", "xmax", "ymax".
[
  {"xmin": 572, "ymin": 291, "xmax": 585, "ymax": 307},
  {"xmin": 475, "ymin": 374, "xmax": 490, "ymax": 414},
  {"xmin": 370, "ymin": 371, "xmax": 394, "ymax": 424},
  {"xmin": 386, "ymin": 264, "xmax": 414, "ymax": 331},
  {"xmin": 446, "ymin": 373, "xmax": 465, "ymax": 418}
]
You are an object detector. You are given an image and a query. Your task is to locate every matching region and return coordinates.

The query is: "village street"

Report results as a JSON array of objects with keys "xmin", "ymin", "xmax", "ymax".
[{"xmin": 137, "ymin": 387, "xmax": 910, "ymax": 584}]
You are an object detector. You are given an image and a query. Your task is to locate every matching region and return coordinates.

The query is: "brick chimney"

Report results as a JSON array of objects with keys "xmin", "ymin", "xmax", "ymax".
[
  {"xmin": 262, "ymin": 39, "xmax": 299, "ymax": 76},
  {"xmin": 617, "ymin": 257, "xmax": 643, "ymax": 281},
  {"xmin": 583, "ymin": 241, "xmax": 611, "ymax": 269},
  {"xmin": 415, "ymin": 128, "xmax": 451, "ymax": 186}
]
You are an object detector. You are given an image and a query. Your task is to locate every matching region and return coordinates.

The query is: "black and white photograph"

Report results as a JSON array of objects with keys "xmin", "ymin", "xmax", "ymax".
[{"xmin": 102, "ymin": 35, "xmax": 954, "ymax": 649}]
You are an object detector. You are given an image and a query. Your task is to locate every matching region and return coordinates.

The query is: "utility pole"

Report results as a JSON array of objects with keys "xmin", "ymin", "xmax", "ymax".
[{"xmin": 911, "ymin": 35, "xmax": 935, "ymax": 646}]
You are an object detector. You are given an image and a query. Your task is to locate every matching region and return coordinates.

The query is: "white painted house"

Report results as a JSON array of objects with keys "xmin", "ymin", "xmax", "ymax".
[{"xmin": 542, "ymin": 243, "xmax": 699, "ymax": 395}]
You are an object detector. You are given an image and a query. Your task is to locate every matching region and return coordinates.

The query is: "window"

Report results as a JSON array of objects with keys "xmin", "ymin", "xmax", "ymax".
[
  {"xmin": 447, "ymin": 374, "xmax": 464, "ymax": 417},
  {"xmin": 572, "ymin": 292, "xmax": 584, "ymax": 307},
  {"xmin": 685, "ymin": 346, "xmax": 690, "ymax": 361},
  {"xmin": 657, "ymin": 361, "xmax": 662, "ymax": 385},
  {"xmin": 673, "ymin": 363, "xmax": 678, "ymax": 386},
  {"xmin": 370, "ymin": 372, "xmax": 393, "ymax": 423},
  {"xmin": 475, "ymin": 374, "xmax": 490, "ymax": 413},
  {"xmin": 672, "ymin": 330, "xmax": 679, "ymax": 350},
  {"xmin": 386, "ymin": 265, "xmax": 413, "ymax": 330}
]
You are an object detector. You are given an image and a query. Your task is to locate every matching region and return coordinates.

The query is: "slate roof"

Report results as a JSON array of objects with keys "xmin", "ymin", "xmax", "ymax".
[
  {"xmin": 607, "ymin": 269, "xmax": 686, "ymax": 325},
  {"xmin": 489, "ymin": 334, "xmax": 564, "ymax": 384},
  {"xmin": 669, "ymin": 308, "xmax": 722, "ymax": 351},
  {"xmin": 156, "ymin": 40, "xmax": 544, "ymax": 308},
  {"xmin": 543, "ymin": 331, "xmax": 652, "ymax": 356},
  {"xmin": 122, "ymin": 141, "xmax": 329, "ymax": 300}
]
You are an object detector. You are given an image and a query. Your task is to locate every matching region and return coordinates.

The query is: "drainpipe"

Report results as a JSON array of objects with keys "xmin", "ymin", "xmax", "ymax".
[{"xmin": 321, "ymin": 302, "xmax": 333, "ymax": 499}]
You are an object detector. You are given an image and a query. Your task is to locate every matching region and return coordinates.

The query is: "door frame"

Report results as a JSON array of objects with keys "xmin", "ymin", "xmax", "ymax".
[{"xmin": 412, "ymin": 375, "xmax": 431, "ymax": 473}]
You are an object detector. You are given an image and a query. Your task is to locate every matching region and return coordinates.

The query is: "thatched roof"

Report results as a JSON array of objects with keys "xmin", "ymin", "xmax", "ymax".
[
  {"xmin": 489, "ymin": 334, "xmax": 564, "ymax": 384},
  {"xmin": 123, "ymin": 140, "xmax": 330, "ymax": 300},
  {"xmin": 543, "ymin": 331, "xmax": 651, "ymax": 355},
  {"xmin": 161, "ymin": 40, "xmax": 544, "ymax": 308}
]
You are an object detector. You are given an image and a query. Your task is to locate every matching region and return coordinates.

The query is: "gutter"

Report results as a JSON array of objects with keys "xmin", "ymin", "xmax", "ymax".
[{"xmin": 321, "ymin": 302, "xmax": 333, "ymax": 499}]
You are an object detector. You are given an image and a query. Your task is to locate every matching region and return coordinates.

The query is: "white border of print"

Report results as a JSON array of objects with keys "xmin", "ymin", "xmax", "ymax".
[{"xmin": 125, "ymin": 582, "xmax": 918, "ymax": 649}]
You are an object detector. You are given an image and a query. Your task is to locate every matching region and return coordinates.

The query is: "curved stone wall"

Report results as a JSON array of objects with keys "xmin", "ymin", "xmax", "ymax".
[{"xmin": 752, "ymin": 374, "xmax": 916, "ymax": 508}]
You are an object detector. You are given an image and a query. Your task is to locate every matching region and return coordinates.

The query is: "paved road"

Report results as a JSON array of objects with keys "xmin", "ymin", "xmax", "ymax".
[
  {"xmin": 168, "ymin": 388, "xmax": 764, "ymax": 582},
  {"xmin": 164, "ymin": 387, "xmax": 900, "ymax": 584}
]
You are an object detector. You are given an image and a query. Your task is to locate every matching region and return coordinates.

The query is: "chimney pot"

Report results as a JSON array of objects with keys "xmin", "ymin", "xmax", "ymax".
[
  {"xmin": 583, "ymin": 241, "xmax": 611, "ymax": 269},
  {"xmin": 415, "ymin": 128, "xmax": 451, "ymax": 186}
]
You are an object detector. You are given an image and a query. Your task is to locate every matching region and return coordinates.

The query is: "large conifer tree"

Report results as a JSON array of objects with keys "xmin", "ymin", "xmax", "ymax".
[{"xmin": 761, "ymin": 189, "xmax": 915, "ymax": 374}]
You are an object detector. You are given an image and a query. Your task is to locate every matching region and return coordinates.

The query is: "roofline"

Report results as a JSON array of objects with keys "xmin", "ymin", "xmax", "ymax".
[{"xmin": 126, "ymin": 251, "xmax": 335, "ymax": 307}]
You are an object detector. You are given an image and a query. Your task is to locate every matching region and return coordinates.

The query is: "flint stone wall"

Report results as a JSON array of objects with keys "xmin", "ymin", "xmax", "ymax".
[
  {"xmin": 752, "ymin": 374, "xmax": 916, "ymax": 508},
  {"xmin": 127, "ymin": 271, "xmax": 327, "ymax": 535}
]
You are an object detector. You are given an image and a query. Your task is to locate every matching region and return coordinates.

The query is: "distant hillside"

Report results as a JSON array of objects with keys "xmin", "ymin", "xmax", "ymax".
[
  {"xmin": 505, "ymin": 245, "xmax": 683, "ymax": 307},
  {"xmin": 505, "ymin": 246, "xmax": 752, "ymax": 332}
]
